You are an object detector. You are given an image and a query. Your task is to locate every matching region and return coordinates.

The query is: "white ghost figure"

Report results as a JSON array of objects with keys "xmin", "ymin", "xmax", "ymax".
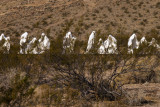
[
  {"xmin": 3, "ymin": 37, "xmax": 10, "ymax": 53},
  {"xmin": 140, "ymin": 36, "xmax": 147, "ymax": 44},
  {"xmin": 128, "ymin": 34, "xmax": 139, "ymax": 54},
  {"xmin": 149, "ymin": 38, "xmax": 160, "ymax": 49},
  {"xmin": 38, "ymin": 33, "xmax": 50, "ymax": 54},
  {"xmin": 104, "ymin": 35, "xmax": 118, "ymax": 54},
  {"xmin": 86, "ymin": 31, "xmax": 95, "ymax": 53},
  {"xmin": 20, "ymin": 32, "xmax": 28, "ymax": 54},
  {"xmin": 98, "ymin": 38, "xmax": 103, "ymax": 45},
  {"xmin": 70, "ymin": 37, "xmax": 76, "ymax": 52},
  {"xmin": 26, "ymin": 37, "xmax": 38, "ymax": 54},
  {"xmin": 0, "ymin": 34, "xmax": 10, "ymax": 53},
  {"xmin": 63, "ymin": 32, "xmax": 77, "ymax": 54},
  {"xmin": 98, "ymin": 38, "xmax": 105, "ymax": 54},
  {"xmin": 0, "ymin": 34, "xmax": 5, "ymax": 41}
]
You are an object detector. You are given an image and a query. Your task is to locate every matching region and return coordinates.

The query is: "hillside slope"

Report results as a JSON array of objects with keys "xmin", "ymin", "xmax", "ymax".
[{"xmin": 0, "ymin": 0, "xmax": 159, "ymax": 42}]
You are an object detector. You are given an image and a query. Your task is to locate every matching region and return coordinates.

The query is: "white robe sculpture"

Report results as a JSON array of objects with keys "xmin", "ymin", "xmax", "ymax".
[
  {"xmin": 128, "ymin": 34, "xmax": 139, "ymax": 54},
  {"xmin": 140, "ymin": 36, "xmax": 147, "ymax": 44},
  {"xmin": 104, "ymin": 35, "xmax": 118, "ymax": 54},
  {"xmin": 0, "ymin": 34, "xmax": 10, "ymax": 53},
  {"xmin": 38, "ymin": 33, "xmax": 50, "ymax": 54},
  {"xmin": 63, "ymin": 32, "xmax": 76, "ymax": 54},
  {"xmin": 98, "ymin": 38, "xmax": 105, "ymax": 54},
  {"xmin": 26, "ymin": 37, "xmax": 38, "ymax": 54},
  {"xmin": 20, "ymin": 32, "xmax": 28, "ymax": 54},
  {"xmin": 86, "ymin": 31, "xmax": 95, "ymax": 53},
  {"xmin": 149, "ymin": 38, "xmax": 160, "ymax": 49}
]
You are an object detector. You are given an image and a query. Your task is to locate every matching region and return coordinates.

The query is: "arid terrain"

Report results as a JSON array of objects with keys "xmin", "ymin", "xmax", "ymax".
[
  {"xmin": 0, "ymin": 0, "xmax": 160, "ymax": 107},
  {"xmin": 0, "ymin": 0, "xmax": 159, "ymax": 41}
]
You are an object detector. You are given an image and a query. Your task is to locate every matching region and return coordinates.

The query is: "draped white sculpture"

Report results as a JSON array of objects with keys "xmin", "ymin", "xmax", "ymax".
[
  {"xmin": 128, "ymin": 34, "xmax": 139, "ymax": 54},
  {"xmin": 104, "ymin": 35, "xmax": 118, "ymax": 54},
  {"xmin": 20, "ymin": 32, "xmax": 28, "ymax": 54},
  {"xmin": 149, "ymin": 38, "xmax": 160, "ymax": 49},
  {"xmin": 98, "ymin": 38, "xmax": 105, "ymax": 54},
  {"xmin": 38, "ymin": 33, "xmax": 50, "ymax": 54},
  {"xmin": 26, "ymin": 37, "xmax": 38, "ymax": 54},
  {"xmin": 140, "ymin": 36, "xmax": 147, "ymax": 44},
  {"xmin": 63, "ymin": 32, "xmax": 76, "ymax": 54},
  {"xmin": 86, "ymin": 31, "xmax": 95, "ymax": 53},
  {"xmin": 0, "ymin": 34, "xmax": 10, "ymax": 53}
]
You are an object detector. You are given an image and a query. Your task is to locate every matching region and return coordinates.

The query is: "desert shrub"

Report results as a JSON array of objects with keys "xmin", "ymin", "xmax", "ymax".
[
  {"xmin": 51, "ymin": 54, "xmax": 160, "ymax": 103},
  {"xmin": 94, "ymin": 9, "xmax": 99, "ymax": 13},
  {"xmin": 140, "ymin": 21, "xmax": 145, "ymax": 26},
  {"xmin": 52, "ymin": 55, "xmax": 120, "ymax": 101},
  {"xmin": 116, "ymin": 33, "xmax": 129, "ymax": 54},
  {"xmin": 42, "ymin": 20, "xmax": 48, "ymax": 26},
  {"xmin": 84, "ymin": 24, "xmax": 90, "ymax": 30},
  {"xmin": 32, "ymin": 21, "xmax": 40, "ymax": 28},
  {"xmin": 93, "ymin": 17, "xmax": 96, "ymax": 20},
  {"xmin": 92, "ymin": 13, "xmax": 96, "ymax": 17},
  {"xmin": 138, "ymin": 2, "xmax": 144, "ymax": 8},
  {"xmin": 98, "ymin": 20, "xmax": 103, "ymax": 23},
  {"xmin": 74, "ymin": 40, "xmax": 85, "ymax": 54},
  {"xmin": 62, "ymin": 12, "xmax": 70, "ymax": 17},
  {"xmin": 156, "ymin": 2, "xmax": 160, "ymax": 9},
  {"xmin": 90, "ymin": 23, "xmax": 94, "ymax": 26},
  {"xmin": 0, "ymin": 72, "xmax": 35, "ymax": 106},
  {"xmin": 107, "ymin": 7, "xmax": 112, "ymax": 12},
  {"xmin": 14, "ymin": 31, "xmax": 20, "ymax": 37}
]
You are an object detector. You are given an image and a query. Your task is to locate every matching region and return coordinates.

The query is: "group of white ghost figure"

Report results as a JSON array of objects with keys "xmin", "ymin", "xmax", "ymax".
[
  {"xmin": 85, "ymin": 31, "xmax": 118, "ymax": 54},
  {"xmin": 62, "ymin": 31, "xmax": 118, "ymax": 54},
  {"xmin": 0, "ymin": 32, "xmax": 50, "ymax": 54},
  {"xmin": 128, "ymin": 33, "xmax": 160, "ymax": 54},
  {"xmin": 0, "ymin": 31, "xmax": 159, "ymax": 54},
  {"xmin": 63, "ymin": 31, "xmax": 160, "ymax": 54},
  {"xmin": 19, "ymin": 32, "xmax": 50, "ymax": 54}
]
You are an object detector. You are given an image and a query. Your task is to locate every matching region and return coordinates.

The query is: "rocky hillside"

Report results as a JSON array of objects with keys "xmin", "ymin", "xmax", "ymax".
[{"xmin": 0, "ymin": 0, "xmax": 159, "ymax": 42}]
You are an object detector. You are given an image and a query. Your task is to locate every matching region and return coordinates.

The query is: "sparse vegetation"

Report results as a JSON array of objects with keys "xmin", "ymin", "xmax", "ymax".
[{"xmin": 0, "ymin": 0, "xmax": 160, "ymax": 106}]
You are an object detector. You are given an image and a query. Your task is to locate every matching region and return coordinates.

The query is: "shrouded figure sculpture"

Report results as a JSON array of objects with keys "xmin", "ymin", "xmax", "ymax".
[
  {"xmin": 128, "ymin": 33, "xmax": 139, "ymax": 54},
  {"xmin": 140, "ymin": 36, "xmax": 147, "ymax": 44},
  {"xmin": 149, "ymin": 38, "xmax": 160, "ymax": 49},
  {"xmin": 104, "ymin": 35, "xmax": 118, "ymax": 54},
  {"xmin": 98, "ymin": 38, "xmax": 105, "ymax": 54},
  {"xmin": 62, "ymin": 32, "xmax": 76, "ymax": 54},
  {"xmin": 38, "ymin": 33, "xmax": 50, "ymax": 54},
  {"xmin": 0, "ymin": 34, "xmax": 10, "ymax": 54},
  {"xmin": 26, "ymin": 37, "xmax": 38, "ymax": 54},
  {"xmin": 20, "ymin": 32, "xmax": 28, "ymax": 54},
  {"xmin": 86, "ymin": 31, "xmax": 95, "ymax": 53}
]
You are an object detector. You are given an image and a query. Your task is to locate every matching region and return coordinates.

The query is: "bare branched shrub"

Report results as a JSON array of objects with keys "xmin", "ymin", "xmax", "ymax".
[{"xmin": 50, "ymin": 54, "xmax": 160, "ymax": 102}]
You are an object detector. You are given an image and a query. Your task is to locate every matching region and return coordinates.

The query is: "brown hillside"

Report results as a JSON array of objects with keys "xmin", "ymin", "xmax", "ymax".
[{"xmin": 0, "ymin": 0, "xmax": 159, "ymax": 42}]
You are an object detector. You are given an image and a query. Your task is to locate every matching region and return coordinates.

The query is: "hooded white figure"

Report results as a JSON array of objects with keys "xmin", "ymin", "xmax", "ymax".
[
  {"xmin": 104, "ymin": 35, "xmax": 118, "ymax": 54},
  {"xmin": 26, "ymin": 37, "xmax": 38, "ymax": 54},
  {"xmin": 0, "ymin": 34, "xmax": 10, "ymax": 53},
  {"xmin": 63, "ymin": 32, "xmax": 76, "ymax": 54},
  {"xmin": 0, "ymin": 34, "xmax": 5, "ymax": 41},
  {"xmin": 86, "ymin": 31, "xmax": 95, "ymax": 53},
  {"xmin": 3, "ymin": 37, "xmax": 10, "ymax": 53},
  {"xmin": 140, "ymin": 36, "xmax": 147, "ymax": 44},
  {"xmin": 128, "ymin": 34, "xmax": 139, "ymax": 54},
  {"xmin": 38, "ymin": 33, "xmax": 50, "ymax": 54},
  {"xmin": 98, "ymin": 38, "xmax": 105, "ymax": 54},
  {"xmin": 149, "ymin": 38, "xmax": 160, "ymax": 49},
  {"xmin": 20, "ymin": 32, "xmax": 28, "ymax": 54}
]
